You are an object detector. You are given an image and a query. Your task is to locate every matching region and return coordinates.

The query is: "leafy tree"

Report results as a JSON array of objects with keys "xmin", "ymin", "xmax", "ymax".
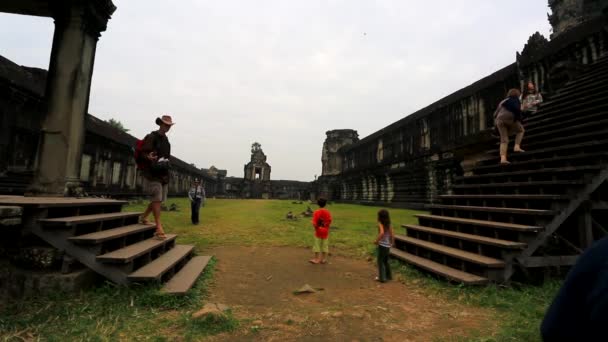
[{"xmin": 106, "ymin": 118, "xmax": 130, "ymax": 133}]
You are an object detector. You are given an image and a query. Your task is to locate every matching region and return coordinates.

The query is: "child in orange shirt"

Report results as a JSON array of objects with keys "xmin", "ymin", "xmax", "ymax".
[{"xmin": 310, "ymin": 197, "xmax": 332, "ymax": 264}]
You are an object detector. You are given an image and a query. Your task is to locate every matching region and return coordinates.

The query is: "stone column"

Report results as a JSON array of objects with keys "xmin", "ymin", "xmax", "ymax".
[{"xmin": 29, "ymin": 1, "xmax": 115, "ymax": 196}]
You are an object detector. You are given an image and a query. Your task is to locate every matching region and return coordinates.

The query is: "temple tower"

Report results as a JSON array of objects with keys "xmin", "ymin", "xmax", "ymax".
[
  {"xmin": 321, "ymin": 130, "xmax": 359, "ymax": 176},
  {"xmin": 549, "ymin": 0, "xmax": 608, "ymax": 37},
  {"xmin": 244, "ymin": 142, "xmax": 271, "ymax": 181}
]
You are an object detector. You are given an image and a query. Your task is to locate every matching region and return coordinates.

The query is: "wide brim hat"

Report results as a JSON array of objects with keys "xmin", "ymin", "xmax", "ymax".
[{"xmin": 156, "ymin": 115, "xmax": 175, "ymax": 126}]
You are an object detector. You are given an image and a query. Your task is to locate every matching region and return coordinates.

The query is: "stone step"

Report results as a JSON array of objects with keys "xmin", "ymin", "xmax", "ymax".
[
  {"xmin": 427, "ymin": 204, "xmax": 556, "ymax": 216},
  {"xmin": 520, "ymin": 129, "xmax": 608, "ymax": 153},
  {"xmin": 478, "ymin": 139, "xmax": 608, "ymax": 166},
  {"xmin": 542, "ymin": 72, "xmax": 608, "ymax": 106},
  {"xmin": 403, "ymin": 224, "xmax": 526, "ymax": 249},
  {"xmin": 389, "ymin": 248, "xmax": 488, "ymax": 285},
  {"xmin": 526, "ymin": 95, "xmax": 608, "ymax": 126},
  {"xmin": 526, "ymin": 110, "xmax": 608, "ymax": 136},
  {"xmin": 494, "ymin": 129, "xmax": 608, "ymax": 154},
  {"xmin": 0, "ymin": 196, "xmax": 128, "ymax": 208},
  {"xmin": 39, "ymin": 212, "xmax": 141, "ymax": 227},
  {"xmin": 553, "ymin": 71, "xmax": 608, "ymax": 95},
  {"xmin": 556, "ymin": 64, "xmax": 608, "ymax": 92},
  {"xmin": 525, "ymin": 102, "xmax": 608, "ymax": 130},
  {"xmin": 395, "ymin": 235, "xmax": 506, "ymax": 268},
  {"xmin": 128, "ymin": 245, "xmax": 194, "ymax": 281},
  {"xmin": 439, "ymin": 194, "xmax": 569, "ymax": 201},
  {"xmin": 415, "ymin": 214, "xmax": 542, "ymax": 232},
  {"xmin": 456, "ymin": 165, "xmax": 602, "ymax": 183},
  {"xmin": 473, "ymin": 152, "xmax": 608, "ymax": 175},
  {"xmin": 524, "ymin": 118, "xmax": 608, "ymax": 143},
  {"xmin": 556, "ymin": 77, "xmax": 608, "ymax": 97},
  {"xmin": 68, "ymin": 224, "xmax": 156, "ymax": 244},
  {"xmin": 161, "ymin": 256, "xmax": 212, "ymax": 294},
  {"xmin": 96, "ymin": 234, "xmax": 177, "ymax": 263},
  {"xmin": 452, "ymin": 180, "xmax": 585, "ymax": 189}
]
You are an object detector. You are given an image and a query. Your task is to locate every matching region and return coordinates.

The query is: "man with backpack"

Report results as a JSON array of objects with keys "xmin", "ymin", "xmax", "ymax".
[{"xmin": 137, "ymin": 115, "xmax": 174, "ymax": 239}]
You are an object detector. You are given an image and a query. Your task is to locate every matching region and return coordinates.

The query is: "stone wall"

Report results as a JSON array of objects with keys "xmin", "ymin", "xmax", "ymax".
[
  {"xmin": 222, "ymin": 177, "xmax": 311, "ymax": 200},
  {"xmin": 549, "ymin": 0, "xmax": 608, "ymax": 37},
  {"xmin": 0, "ymin": 55, "xmax": 223, "ymax": 198},
  {"xmin": 319, "ymin": 11, "xmax": 608, "ymax": 209}
]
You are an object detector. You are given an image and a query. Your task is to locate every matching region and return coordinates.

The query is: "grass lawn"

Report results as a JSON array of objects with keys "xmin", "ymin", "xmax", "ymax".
[{"xmin": 0, "ymin": 198, "xmax": 560, "ymax": 341}]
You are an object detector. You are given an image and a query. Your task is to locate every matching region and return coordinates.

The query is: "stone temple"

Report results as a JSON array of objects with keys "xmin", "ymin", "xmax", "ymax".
[
  {"xmin": 223, "ymin": 143, "xmax": 310, "ymax": 199},
  {"xmin": 2, "ymin": 0, "xmax": 608, "ymax": 296}
]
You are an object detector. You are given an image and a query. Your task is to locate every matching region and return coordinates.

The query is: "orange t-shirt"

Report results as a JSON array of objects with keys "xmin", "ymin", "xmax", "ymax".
[{"xmin": 312, "ymin": 208, "xmax": 332, "ymax": 239}]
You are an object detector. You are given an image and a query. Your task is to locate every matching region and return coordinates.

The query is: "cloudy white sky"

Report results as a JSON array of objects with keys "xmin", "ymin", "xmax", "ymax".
[{"xmin": 0, "ymin": 1, "xmax": 551, "ymax": 181}]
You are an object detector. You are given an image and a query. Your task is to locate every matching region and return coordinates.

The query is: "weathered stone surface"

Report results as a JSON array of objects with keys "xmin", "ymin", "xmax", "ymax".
[
  {"xmin": 8, "ymin": 247, "xmax": 63, "ymax": 270},
  {"xmin": 0, "ymin": 218, "xmax": 21, "ymax": 227},
  {"xmin": 0, "ymin": 206, "xmax": 22, "ymax": 217},
  {"xmin": 322, "ymin": 130, "xmax": 359, "ymax": 176},
  {"xmin": 0, "ymin": 260, "xmax": 98, "ymax": 299},
  {"xmin": 548, "ymin": 0, "xmax": 608, "ymax": 38}
]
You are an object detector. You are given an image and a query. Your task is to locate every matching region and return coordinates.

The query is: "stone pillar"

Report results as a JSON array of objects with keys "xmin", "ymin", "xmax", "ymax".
[{"xmin": 29, "ymin": 1, "xmax": 116, "ymax": 196}]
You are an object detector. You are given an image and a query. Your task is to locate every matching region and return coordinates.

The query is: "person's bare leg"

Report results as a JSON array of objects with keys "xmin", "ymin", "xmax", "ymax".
[
  {"xmin": 500, "ymin": 142, "xmax": 510, "ymax": 164},
  {"xmin": 309, "ymin": 252, "xmax": 320, "ymax": 264},
  {"xmin": 141, "ymin": 203, "xmax": 152, "ymax": 224},
  {"xmin": 497, "ymin": 122, "xmax": 510, "ymax": 164},
  {"xmin": 152, "ymin": 201, "xmax": 166, "ymax": 238},
  {"xmin": 514, "ymin": 131, "xmax": 525, "ymax": 152},
  {"xmin": 320, "ymin": 252, "xmax": 328, "ymax": 264}
]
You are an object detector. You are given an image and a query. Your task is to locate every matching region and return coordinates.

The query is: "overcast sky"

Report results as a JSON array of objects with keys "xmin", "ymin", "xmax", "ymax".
[{"xmin": 0, "ymin": 1, "xmax": 551, "ymax": 181}]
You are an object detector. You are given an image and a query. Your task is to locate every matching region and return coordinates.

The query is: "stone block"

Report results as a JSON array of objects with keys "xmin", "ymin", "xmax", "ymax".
[
  {"xmin": 0, "ymin": 218, "xmax": 22, "ymax": 227},
  {"xmin": 8, "ymin": 247, "xmax": 63, "ymax": 270},
  {"xmin": 0, "ymin": 206, "xmax": 22, "ymax": 218},
  {"xmin": 0, "ymin": 260, "xmax": 99, "ymax": 299}
]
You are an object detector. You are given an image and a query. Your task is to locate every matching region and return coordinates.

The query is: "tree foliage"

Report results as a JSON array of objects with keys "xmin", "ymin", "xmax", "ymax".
[{"xmin": 106, "ymin": 118, "xmax": 130, "ymax": 133}]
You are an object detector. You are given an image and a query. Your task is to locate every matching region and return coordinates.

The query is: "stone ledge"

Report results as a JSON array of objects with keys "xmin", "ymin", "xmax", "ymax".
[
  {"xmin": 0, "ymin": 260, "xmax": 99, "ymax": 299},
  {"xmin": 0, "ymin": 206, "xmax": 22, "ymax": 218},
  {"xmin": 0, "ymin": 218, "xmax": 21, "ymax": 227}
]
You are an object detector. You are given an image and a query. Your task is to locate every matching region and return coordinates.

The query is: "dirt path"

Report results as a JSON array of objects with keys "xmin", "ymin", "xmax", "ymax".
[{"xmin": 203, "ymin": 246, "xmax": 497, "ymax": 341}]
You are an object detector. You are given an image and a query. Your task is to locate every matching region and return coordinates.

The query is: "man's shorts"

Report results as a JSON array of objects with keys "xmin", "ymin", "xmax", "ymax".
[
  {"xmin": 144, "ymin": 179, "xmax": 168, "ymax": 202},
  {"xmin": 312, "ymin": 237, "xmax": 329, "ymax": 253}
]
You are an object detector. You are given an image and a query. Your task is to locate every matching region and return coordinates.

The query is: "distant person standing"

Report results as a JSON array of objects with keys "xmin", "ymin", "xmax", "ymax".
[
  {"xmin": 494, "ymin": 89, "xmax": 525, "ymax": 165},
  {"xmin": 309, "ymin": 198, "xmax": 332, "ymax": 265},
  {"xmin": 374, "ymin": 209, "xmax": 395, "ymax": 283},
  {"xmin": 521, "ymin": 81, "xmax": 543, "ymax": 121},
  {"xmin": 188, "ymin": 179, "xmax": 205, "ymax": 225},
  {"xmin": 139, "ymin": 115, "xmax": 174, "ymax": 239}
]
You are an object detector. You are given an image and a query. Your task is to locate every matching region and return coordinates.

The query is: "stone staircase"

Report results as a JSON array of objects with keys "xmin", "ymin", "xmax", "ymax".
[
  {"xmin": 0, "ymin": 195, "xmax": 210, "ymax": 294},
  {"xmin": 390, "ymin": 55, "xmax": 608, "ymax": 284}
]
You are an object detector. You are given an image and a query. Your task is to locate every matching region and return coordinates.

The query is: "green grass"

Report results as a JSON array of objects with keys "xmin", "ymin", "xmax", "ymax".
[
  {"xmin": 0, "ymin": 198, "xmax": 560, "ymax": 341},
  {"xmin": 395, "ymin": 261, "xmax": 560, "ymax": 342},
  {"xmin": 0, "ymin": 259, "xmax": 230, "ymax": 341},
  {"xmin": 127, "ymin": 198, "xmax": 421, "ymax": 257}
]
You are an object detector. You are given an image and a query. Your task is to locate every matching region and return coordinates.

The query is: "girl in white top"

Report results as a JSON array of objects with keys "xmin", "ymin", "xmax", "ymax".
[
  {"xmin": 521, "ymin": 81, "xmax": 543, "ymax": 116},
  {"xmin": 374, "ymin": 209, "xmax": 395, "ymax": 282}
]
